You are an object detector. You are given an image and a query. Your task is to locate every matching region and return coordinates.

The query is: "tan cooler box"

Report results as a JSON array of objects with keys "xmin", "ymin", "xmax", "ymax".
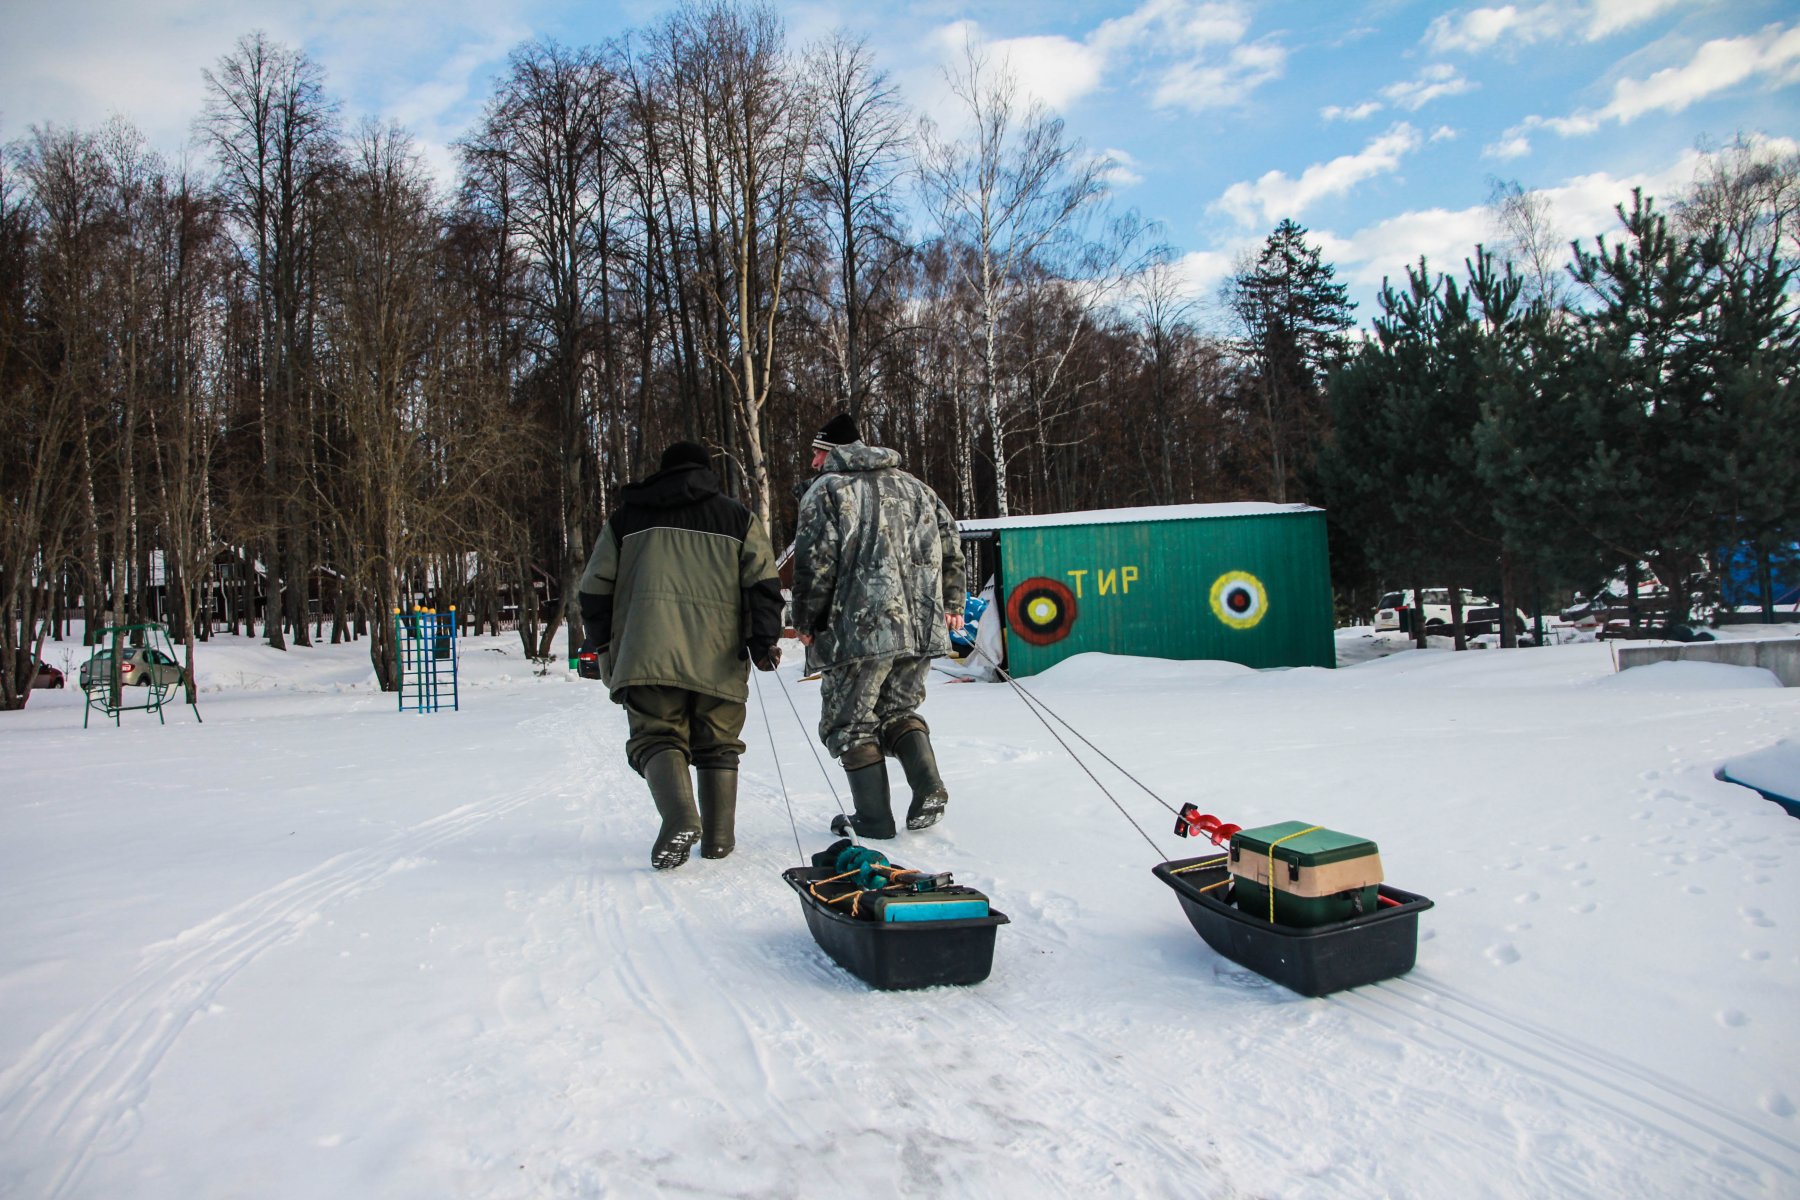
[{"xmin": 1229, "ymin": 821, "xmax": 1383, "ymax": 927}]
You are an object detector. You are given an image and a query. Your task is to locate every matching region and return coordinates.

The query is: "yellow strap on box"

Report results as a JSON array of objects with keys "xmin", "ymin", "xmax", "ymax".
[{"xmin": 1266, "ymin": 825, "xmax": 1321, "ymax": 923}]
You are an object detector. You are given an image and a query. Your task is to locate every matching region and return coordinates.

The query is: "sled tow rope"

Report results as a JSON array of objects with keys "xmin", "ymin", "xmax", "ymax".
[{"xmin": 969, "ymin": 645, "xmax": 1169, "ymax": 861}]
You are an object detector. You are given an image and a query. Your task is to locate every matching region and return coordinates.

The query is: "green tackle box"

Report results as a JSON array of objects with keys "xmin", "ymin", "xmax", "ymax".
[{"xmin": 1229, "ymin": 821, "xmax": 1383, "ymax": 928}]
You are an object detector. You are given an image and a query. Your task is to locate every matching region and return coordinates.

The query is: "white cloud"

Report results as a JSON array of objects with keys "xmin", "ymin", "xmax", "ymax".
[
  {"xmin": 1484, "ymin": 131, "xmax": 1534, "ymax": 159},
  {"xmin": 916, "ymin": 1, "xmax": 1286, "ymax": 120},
  {"xmin": 1215, "ymin": 123, "xmax": 1422, "ymax": 227},
  {"xmin": 1171, "ymin": 246, "xmax": 1243, "ymax": 299},
  {"xmin": 1092, "ymin": 0, "xmax": 1286, "ymax": 112},
  {"xmin": 1091, "ymin": 0, "xmax": 1251, "ymax": 56},
  {"xmin": 1380, "ymin": 64, "xmax": 1476, "ymax": 112},
  {"xmin": 1314, "ymin": 207, "xmax": 1498, "ymax": 290},
  {"xmin": 984, "ymin": 32, "xmax": 1109, "ymax": 112},
  {"xmin": 0, "ymin": 0, "xmax": 531, "ymax": 183},
  {"xmin": 1585, "ymin": 0, "xmax": 1687, "ymax": 41},
  {"xmin": 1322, "ymin": 100, "xmax": 1383, "ymax": 122},
  {"xmin": 1316, "ymin": 144, "xmax": 1713, "ymax": 291},
  {"xmin": 1152, "ymin": 39, "xmax": 1287, "ymax": 110},
  {"xmin": 1426, "ymin": 5, "xmax": 1545, "ymax": 54},
  {"xmin": 1489, "ymin": 21, "xmax": 1800, "ymax": 156},
  {"xmin": 1098, "ymin": 147, "xmax": 1145, "ymax": 188},
  {"xmin": 1425, "ymin": 0, "xmax": 1685, "ymax": 54},
  {"xmin": 1598, "ymin": 22, "xmax": 1800, "ymax": 122},
  {"xmin": 1430, "ymin": 125, "xmax": 1459, "ymax": 142}
]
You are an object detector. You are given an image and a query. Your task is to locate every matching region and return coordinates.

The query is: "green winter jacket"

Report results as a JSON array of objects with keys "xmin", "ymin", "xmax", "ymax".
[
  {"xmin": 577, "ymin": 463, "xmax": 783, "ymax": 703},
  {"xmin": 789, "ymin": 441, "xmax": 966, "ymax": 670}
]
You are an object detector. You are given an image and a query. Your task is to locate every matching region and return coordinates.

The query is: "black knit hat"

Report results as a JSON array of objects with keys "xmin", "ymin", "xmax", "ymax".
[
  {"xmin": 659, "ymin": 440, "xmax": 711, "ymax": 470},
  {"xmin": 811, "ymin": 413, "xmax": 860, "ymax": 451}
]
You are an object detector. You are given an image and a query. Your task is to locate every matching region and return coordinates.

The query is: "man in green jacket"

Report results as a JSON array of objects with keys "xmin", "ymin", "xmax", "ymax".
[
  {"xmin": 789, "ymin": 414, "xmax": 966, "ymax": 839},
  {"xmin": 577, "ymin": 442, "xmax": 784, "ymax": 869}
]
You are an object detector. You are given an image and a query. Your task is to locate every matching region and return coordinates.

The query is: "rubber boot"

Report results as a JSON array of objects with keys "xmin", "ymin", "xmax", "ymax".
[
  {"xmin": 644, "ymin": 750, "xmax": 701, "ymax": 870},
  {"xmin": 697, "ymin": 768, "xmax": 737, "ymax": 860},
  {"xmin": 892, "ymin": 729, "xmax": 949, "ymax": 830},
  {"xmin": 833, "ymin": 761, "xmax": 896, "ymax": 840}
]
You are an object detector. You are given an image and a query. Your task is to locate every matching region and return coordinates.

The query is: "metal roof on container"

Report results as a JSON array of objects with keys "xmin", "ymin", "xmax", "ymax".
[{"xmin": 956, "ymin": 501, "xmax": 1319, "ymax": 533}]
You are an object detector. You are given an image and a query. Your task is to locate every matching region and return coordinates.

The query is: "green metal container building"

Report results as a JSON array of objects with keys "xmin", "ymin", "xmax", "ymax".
[{"xmin": 958, "ymin": 503, "xmax": 1335, "ymax": 677}]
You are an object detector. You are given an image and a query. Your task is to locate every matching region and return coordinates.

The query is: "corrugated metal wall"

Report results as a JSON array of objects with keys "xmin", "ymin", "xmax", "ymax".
[{"xmin": 999, "ymin": 511, "xmax": 1336, "ymax": 676}]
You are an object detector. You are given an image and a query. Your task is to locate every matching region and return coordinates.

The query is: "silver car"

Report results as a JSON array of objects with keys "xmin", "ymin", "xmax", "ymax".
[{"xmin": 79, "ymin": 646, "xmax": 185, "ymax": 692}]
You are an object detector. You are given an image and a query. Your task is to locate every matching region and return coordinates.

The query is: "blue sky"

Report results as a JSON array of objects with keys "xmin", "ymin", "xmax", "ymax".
[{"xmin": 4, "ymin": 0, "xmax": 1797, "ymax": 321}]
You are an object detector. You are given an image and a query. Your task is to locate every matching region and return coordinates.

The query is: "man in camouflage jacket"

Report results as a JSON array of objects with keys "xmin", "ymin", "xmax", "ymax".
[
  {"xmin": 577, "ymin": 441, "xmax": 784, "ymax": 869},
  {"xmin": 789, "ymin": 413, "xmax": 966, "ymax": 838}
]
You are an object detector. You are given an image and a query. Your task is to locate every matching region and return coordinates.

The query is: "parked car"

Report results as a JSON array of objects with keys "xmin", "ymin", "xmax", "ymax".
[
  {"xmin": 79, "ymin": 646, "xmax": 185, "ymax": 692},
  {"xmin": 1375, "ymin": 589, "xmax": 1527, "ymax": 635},
  {"xmin": 6, "ymin": 649, "xmax": 65, "ymax": 688}
]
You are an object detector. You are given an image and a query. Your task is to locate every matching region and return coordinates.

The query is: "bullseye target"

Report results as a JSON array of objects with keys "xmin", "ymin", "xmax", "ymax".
[
  {"xmin": 1006, "ymin": 576, "xmax": 1078, "ymax": 646},
  {"xmin": 1210, "ymin": 570, "xmax": 1268, "ymax": 630}
]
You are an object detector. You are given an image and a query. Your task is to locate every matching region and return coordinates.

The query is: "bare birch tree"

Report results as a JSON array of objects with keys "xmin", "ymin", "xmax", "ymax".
[{"xmin": 918, "ymin": 40, "xmax": 1106, "ymax": 517}]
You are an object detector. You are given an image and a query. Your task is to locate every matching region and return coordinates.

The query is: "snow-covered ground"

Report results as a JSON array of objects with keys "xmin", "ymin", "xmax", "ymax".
[{"xmin": 3, "ymin": 626, "xmax": 1798, "ymax": 1198}]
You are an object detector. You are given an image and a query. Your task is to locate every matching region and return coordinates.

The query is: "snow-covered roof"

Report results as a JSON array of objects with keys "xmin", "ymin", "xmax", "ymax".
[{"xmin": 957, "ymin": 501, "xmax": 1320, "ymax": 533}]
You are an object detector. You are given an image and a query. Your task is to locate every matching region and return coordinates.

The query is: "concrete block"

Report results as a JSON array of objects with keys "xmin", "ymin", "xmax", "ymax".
[{"xmin": 1614, "ymin": 638, "xmax": 1800, "ymax": 686}]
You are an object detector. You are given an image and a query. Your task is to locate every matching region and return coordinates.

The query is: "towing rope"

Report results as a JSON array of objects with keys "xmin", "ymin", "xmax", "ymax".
[
  {"xmin": 970, "ymin": 645, "xmax": 1170, "ymax": 860},
  {"xmin": 971, "ymin": 645, "xmax": 1183, "ymax": 819},
  {"xmin": 750, "ymin": 669, "xmax": 807, "ymax": 864},
  {"xmin": 753, "ymin": 664, "xmax": 857, "ymax": 863}
]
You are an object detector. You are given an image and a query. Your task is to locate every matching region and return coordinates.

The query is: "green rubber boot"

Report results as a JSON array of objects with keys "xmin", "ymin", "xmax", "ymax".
[
  {"xmin": 892, "ymin": 729, "xmax": 949, "ymax": 830},
  {"xmin": 833, "ymin": 758, "xmax": 896, "ymax": 840},
  {"xmin": 698, "ymin": 768, "xmax": 737, "ymax": 860},
  {"xmin": 644, "ymin": 750, "xmax": 701, "ymax": 869}
]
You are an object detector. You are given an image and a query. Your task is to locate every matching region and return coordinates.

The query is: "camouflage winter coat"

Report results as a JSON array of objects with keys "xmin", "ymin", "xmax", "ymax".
[{"xmin": 789, "ymin": 441, "xmax": 966, "ymax": 670}]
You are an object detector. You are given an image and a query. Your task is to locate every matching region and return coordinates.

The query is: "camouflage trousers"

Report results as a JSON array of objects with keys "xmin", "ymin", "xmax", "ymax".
[
  {"xmin": 817, "ymin": 654, "xmax": 933, "ymax": 760},
  {"xmin": 620, "ymin": 685, "xmax": 747, "ymax": 774}
]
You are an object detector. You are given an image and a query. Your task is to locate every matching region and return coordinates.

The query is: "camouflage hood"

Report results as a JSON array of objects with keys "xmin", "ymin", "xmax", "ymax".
[
  {"xmin": 789, "ymin": 441, "xmax": 966, "ymax": 670},
  {"xmin": 820, "ymin": 441, "xmax": 902, "ymax": 475}
]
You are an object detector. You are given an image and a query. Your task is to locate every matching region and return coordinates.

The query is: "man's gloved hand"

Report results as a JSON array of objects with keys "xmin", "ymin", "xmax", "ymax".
[
  {"xmin": 749, "ymin": 637, "xmax": 781, "ymax": 672},
  {"xmin": 576, "ymin": 641, "xmax": 604, "ymax": 680}
]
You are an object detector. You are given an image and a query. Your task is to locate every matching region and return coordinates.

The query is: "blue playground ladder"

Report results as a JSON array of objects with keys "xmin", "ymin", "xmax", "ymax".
[{"xmin": 394, "ymin": 608, "xmax": 460, "ymax": 713}]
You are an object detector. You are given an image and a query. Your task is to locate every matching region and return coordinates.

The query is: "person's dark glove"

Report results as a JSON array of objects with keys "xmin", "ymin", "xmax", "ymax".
[
  {"xmin": 749, "ymin": 637, "xmax": 781, "ymax": 672},
  {"xmin": 576, "ymin": 641, "xmax": 604, "ymax": 680}
]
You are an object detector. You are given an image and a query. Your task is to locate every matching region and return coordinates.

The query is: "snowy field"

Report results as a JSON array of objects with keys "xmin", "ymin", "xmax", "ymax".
[{"xmin": 3, "ymin": 625, "xmax": 1798, "ymax": 1199}]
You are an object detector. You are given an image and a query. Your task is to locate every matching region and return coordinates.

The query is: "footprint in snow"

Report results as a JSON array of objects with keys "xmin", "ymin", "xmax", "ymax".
[
  {"xmin": 1213, "ymin": 963, "xmax": 1273, "ymax": 989},
  {"xmin": 1763, "ymin": 1092, "xmax": 1796, "ymax": 1119},
  {"xmin": 1486, "ymin": 943, "xmax": 1521, "ymax": 966},
  {"xmin": 1717, "ymin": 1008, "xmax": 1748, "ymax": 1028},
  {"xmin": 1740, "ymin": 907, "xmax": 1775, "ymax": 928}
]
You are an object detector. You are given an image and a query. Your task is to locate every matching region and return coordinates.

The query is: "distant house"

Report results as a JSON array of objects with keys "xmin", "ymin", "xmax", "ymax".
[{"xmin": 958, "ymin": 502, "xmax": 1336, "ymax": 677}]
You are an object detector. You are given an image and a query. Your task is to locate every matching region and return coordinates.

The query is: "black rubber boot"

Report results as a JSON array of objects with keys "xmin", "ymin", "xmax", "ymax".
[
  {"xmin": 697, "ymin": 768, "xmax": 737, "ymax": 860},
  {"xmin": 644, "ymin": 750, "xmax": 701, "ymax": 870},
  {"xmin": 834, "ymin": 761, "xmax": 896, "ymax": 840},
  {"xmin": 892, "ymin": 729, "xmax": 949, "ymax": 830}
]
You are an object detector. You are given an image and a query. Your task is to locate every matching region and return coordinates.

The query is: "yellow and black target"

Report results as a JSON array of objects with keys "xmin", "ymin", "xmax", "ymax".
[
  {"xmin": 1210, "ymin": 570, "xmax": 1268, "ymax": 630},
  {"xmin": 1007, "ymin": 576, "xmax": 1078, "ymax": 646}
]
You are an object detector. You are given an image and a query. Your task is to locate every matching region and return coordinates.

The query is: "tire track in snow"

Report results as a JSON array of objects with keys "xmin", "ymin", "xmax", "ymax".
[
  {"xmin": 1335, "ymin": 975, "xmax": 1798, "ymax": 1189},
  {"xmin": 0, "ymin": 703, "xmax": 582, "ymax": 1200}
]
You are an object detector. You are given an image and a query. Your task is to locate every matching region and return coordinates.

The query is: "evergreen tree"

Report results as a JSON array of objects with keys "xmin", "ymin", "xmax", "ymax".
[{"xmin": 1229, "ymin": 219, "xmax": 1355, "ymax": 504}]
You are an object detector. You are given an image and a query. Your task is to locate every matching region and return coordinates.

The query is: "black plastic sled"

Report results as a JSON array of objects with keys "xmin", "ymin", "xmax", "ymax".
[
  {"xmin": 1153, "ymin": 856, "xmax": 1433, "ymax": 997},
  {"xmin": 782, "ymin": 865, "xmax": 1010, "ymax": 990}
]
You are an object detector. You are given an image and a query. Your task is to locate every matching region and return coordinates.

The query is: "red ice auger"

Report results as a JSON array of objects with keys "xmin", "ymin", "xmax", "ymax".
[{"xmin": 1173, "ymin": 805, "xmax": 1240, "ymax": 845}]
